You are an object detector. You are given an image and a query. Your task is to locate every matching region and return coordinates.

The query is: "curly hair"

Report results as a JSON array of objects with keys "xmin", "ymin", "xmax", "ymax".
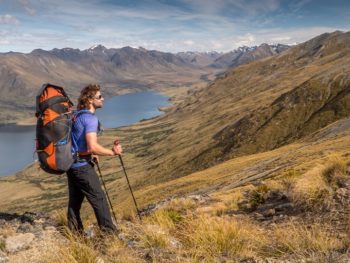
[{"xmin": 77, "ymin": 84, "xmax": 101, "ymax": 110}]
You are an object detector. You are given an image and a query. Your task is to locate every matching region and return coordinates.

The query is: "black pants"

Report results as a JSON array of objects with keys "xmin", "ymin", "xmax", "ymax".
[{"xmin": 67, "ymin": 163, "xmax": 116, "ymax": 233}]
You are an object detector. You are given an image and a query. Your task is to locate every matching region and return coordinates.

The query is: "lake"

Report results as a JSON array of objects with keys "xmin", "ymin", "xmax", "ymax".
[{"xmin": 0, "ymin": 91, "xmax": 171, "ymax": 176}]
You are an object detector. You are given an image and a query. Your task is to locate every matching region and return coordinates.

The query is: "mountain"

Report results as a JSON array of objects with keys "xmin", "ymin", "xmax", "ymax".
[
  {"xmin": 211, "ymin": 43, "xmax": 289, "ymax": 68},
  {"xmin": 0, "ymin": 46, "xmax": 213, "ymax": 124},
  {"xmin": 1, "ymin": 31, "xmax": 350, "ymax": 262},
  {"xmin": 176, "ymin": 51, "xmax": 223, "ymax": 67},
  {"xmin": 136, "ymin": 31, "xmax": 350, "ymax": 181},
  {"xmin": 0, "ymin": 44, "xmax": 289, "ymax": 124}
]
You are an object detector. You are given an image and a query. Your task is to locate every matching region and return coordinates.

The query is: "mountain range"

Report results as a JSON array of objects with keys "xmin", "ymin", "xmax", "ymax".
[
  {"xmin": 1, "ymin": 32, "xmax": 350, "ymax": 262},
  {"xmin": 0, "ymin": 43, "xmax": 289, "ymax": 124},
  {"xmin": 131, "ymin": 31, "xmax": 350, "ymax": 182}
]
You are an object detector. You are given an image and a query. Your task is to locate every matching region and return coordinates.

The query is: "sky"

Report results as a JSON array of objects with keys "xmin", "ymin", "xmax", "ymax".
[{"xmin": 0, "ymin": 0, "xmax": 349, "ymax": 53}]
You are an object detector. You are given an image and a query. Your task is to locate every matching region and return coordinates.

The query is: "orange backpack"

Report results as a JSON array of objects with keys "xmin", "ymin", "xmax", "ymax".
[{"xmin": 35, "ymin": 84, "xmax": 74, "ymax": 174}]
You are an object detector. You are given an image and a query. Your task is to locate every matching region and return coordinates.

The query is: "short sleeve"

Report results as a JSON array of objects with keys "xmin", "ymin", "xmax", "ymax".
[{"xmin": 82, "ymin": 114, "xmax": 99, "ymax": 134}]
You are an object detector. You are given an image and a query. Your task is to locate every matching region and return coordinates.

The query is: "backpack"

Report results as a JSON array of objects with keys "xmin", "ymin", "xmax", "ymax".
[{"xmin": 35, "ymin": 83, "xmax": 74, "ymax": 174}]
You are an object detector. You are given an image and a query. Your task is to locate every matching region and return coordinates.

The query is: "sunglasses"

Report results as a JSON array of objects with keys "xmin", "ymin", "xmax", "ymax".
[{"xmin": 94, "ymin": 94, "xmax": 103, "ymax": 100}]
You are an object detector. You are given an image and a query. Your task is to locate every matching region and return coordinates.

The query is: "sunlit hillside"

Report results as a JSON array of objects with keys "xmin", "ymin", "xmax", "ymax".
[{"xmin": 1, "ymin": 31, "xmax": 350, "ymax": 262}]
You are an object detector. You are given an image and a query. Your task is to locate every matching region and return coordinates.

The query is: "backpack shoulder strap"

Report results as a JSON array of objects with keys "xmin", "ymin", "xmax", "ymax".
[{"xmin": 73, "ymin": 110, "xmax": 103, "ymax": 134}]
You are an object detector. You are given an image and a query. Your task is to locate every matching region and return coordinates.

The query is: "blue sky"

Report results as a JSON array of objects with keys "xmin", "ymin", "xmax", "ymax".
[{"xmin": 0, "ymin": 0, "xmax": 349, "ymax": 53}]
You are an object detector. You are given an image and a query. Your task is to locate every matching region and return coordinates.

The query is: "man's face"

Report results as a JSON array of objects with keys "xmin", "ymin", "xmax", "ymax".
[{"xmin": 92, "ymin": 91, "xmax": 104, "ymax": 109}]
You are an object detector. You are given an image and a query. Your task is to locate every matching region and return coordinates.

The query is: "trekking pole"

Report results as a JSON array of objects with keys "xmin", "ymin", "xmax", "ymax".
[
  {"xmin": 118, "ymin": 155, "xmax": 142, "ymax": 221},
  {"xmin": 95, "ymin": 161, "xmax": 118, "ymax": 224}
]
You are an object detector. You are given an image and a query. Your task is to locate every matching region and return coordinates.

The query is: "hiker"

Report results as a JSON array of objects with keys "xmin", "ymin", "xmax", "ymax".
[{"xmin": 67, "ymin": 84, "xmax": 122, "ymax": 233}]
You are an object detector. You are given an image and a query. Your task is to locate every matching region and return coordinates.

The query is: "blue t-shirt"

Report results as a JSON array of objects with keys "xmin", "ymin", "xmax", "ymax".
[{"xmin": 71, "ymin": 110, "xmax": 98, "ymax": 168}]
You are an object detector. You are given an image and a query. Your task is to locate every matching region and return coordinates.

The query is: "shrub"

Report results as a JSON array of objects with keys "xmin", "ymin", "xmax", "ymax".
[{"xmin": 249, "ymin": 184, "xmax": 269, "ymax": 210}]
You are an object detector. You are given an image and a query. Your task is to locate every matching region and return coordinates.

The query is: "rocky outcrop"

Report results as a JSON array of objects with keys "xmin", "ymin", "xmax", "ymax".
[{"xmin": 0, "ymin": 212, "xmax": 60, "ymax": 262}]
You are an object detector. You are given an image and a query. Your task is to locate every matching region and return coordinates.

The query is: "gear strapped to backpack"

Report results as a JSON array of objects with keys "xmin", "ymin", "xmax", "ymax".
[{"xmin": 35, "ymin": 83, "xmax": 74, "ymax": 174}]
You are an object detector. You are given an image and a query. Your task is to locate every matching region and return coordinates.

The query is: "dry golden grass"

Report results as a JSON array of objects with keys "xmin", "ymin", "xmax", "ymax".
[
  {"xmin": 322, "ymin": 155, "xmax": 348, "ymax": 188},
  {"xmin": 289, "ymin": 165, "xmax": 331, "ymax": 210},
  {"xmin": 267, "ymin": 221, "xmax": 343, "ymax": 260},
  {"xmin": 0, "ymin": 225, "xmax": 16, "ymax": 238},
  {"xmin": 139, "ymin": 224, "xmax": 171, "ymax": 249},
  {"xmin": 54, "ymin": 227, "xmax": 99, "ymax": 263},
  {"xmin": 52, "ymin": 209, "xmax": 68, "ymax": 228},
  {"xmin": 146, "ymin": 209, "xmax": 184, "ymax": 231},
  {"xmin": 180, "ymin": 215, "xmax": 266, "ymax": 261}
]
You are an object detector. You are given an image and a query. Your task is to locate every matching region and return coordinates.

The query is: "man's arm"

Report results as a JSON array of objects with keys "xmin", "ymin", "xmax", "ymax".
[{"xmin": 86, "ymin": 132, "xmax": 122, "ymax": 156}]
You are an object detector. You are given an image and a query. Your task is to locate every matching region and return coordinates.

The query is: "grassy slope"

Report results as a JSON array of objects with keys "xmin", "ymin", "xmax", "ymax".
[{"xmin": 0, "ymin": 31, "xmax": 349, "ymax": 218}]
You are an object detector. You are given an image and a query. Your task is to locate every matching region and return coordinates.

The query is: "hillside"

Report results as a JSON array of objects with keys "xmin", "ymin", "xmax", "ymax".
[
  {"xmin": 0, "ymin": 46, "xmax": 214, "ymax": 124},
  {"xmin": 0, "ymin": 31, "xmax": 350, "ymax": 262},
  {"xmin": 0, "ymin": 44, "xmax": 289, "ymax": 124},
  {"xmin": 0, "ymin": 30, "xmax": 348, "ymax": 211},
  {"xmin": 141, "ymin": 31, "xmax": 350, "ymax": 181}
]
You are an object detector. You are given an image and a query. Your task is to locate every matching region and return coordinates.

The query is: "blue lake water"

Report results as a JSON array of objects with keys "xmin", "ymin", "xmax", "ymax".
[{"xmin": 0, "ymin": 91, "xmax": 170, "ymax": 176}]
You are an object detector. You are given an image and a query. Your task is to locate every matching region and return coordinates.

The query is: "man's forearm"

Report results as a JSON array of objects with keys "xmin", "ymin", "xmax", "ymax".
[{"xmin": 89, "ymin": 143, "xmax": 115, "ymax": 156}]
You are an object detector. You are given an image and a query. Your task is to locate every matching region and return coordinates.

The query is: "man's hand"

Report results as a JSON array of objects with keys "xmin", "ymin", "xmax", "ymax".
[
  {"xmin": 92, "ymin": 154, "xmax": 99, "ymax": 164},
  {"xmin": 112, "ymin": 138, "xmax": 122, "ymax": 155}
]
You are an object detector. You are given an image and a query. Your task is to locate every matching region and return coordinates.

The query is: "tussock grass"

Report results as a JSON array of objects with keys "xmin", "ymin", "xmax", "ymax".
[
  {"xmin": 0, "ymin": 240, "xmax": 5, "ymax": 252},
  {"xmin": 41, "ymin": 233, "xmax": 99, "ymax": 263},
  {"xmin": 268, "ymin": 221, "xmax": 343, "ymax": 260},
  {"xmin": 139, "ymin": 224, "xmax": 171, "ymax": 249},
  {"xmin": 0, "ymin": 224, "xmax": 16, "ymax": 238},
  {"xmin": 322, "ymin": 155, "xmax": 348, "ymax": 188},
  {"xmin": 181, "ymin": 215, "xmax": 266, "ymax": 261},
  {"xmin": 290, "ymin": 165, "xmax": 331, "ymax": 210},
  {"xmin": 166, "ymin": 197, "xmax": 197, "ymax": 212},
  {"xmin": 52, "ymin": 209, "xmax": 68, "ymax": 228},
  {"xmin": 102, "ymin": 235, "xmax": 142, "ymax": 263},
  {"xmin": 120, "ymin": 208, "xmax": 137, "ymax": 221},
  {"xmin": 146, "ymin": 209, "xmax": 184, "ymax": 231}
]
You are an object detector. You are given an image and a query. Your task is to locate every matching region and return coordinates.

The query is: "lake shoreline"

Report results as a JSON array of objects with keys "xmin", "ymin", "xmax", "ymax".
[
  {"xmin": 0, "ymin": 88, "xmax": 177, "ymax": 128},
  {"xmin": 0, "ymin": 91, "xmax": 172, "ymax": 177}
]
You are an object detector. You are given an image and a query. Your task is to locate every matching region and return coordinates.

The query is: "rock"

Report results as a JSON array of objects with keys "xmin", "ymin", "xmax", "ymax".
[
  {"xmin": 43, "ymin": 226, "xmax": 56, "ymax": 232},
  {"xmin": 17, "ymin": 222, "xmax": 34, "ymax": 233},
  {"xmin": 255, "ymin": 213, "xmax": 265, "ymax": 221},
  {"xmin": 169, "ymin": 237, "xmax": 182, "ymax": 249},
  {"xmin": 274, "ymin": 203, "xmax": 293, "ymax": 212},
  {"xmin": 262, "ymin": 208, "xmax": 276, "ymax": 217},
  {"xmin": 0, "ymin": 251, "xmax": 8, "ymax": 263},
  {"xmin": 5, "ymin": 233, "xmax": 35, "ymax": 253},
  {"xmin": 33, "ymin": 219, "xmax": 45, "ymax": 225}
]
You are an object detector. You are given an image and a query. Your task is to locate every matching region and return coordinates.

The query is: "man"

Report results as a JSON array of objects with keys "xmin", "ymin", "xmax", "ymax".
[{"xmin": 67, "ymin": 84, "xmax": 122, "ymax": 233}]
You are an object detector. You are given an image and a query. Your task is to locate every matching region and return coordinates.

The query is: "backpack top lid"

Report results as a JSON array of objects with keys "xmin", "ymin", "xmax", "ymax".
[{"xmin": 35, "ymin": 83, "xmax": 73, "ymax": 117}]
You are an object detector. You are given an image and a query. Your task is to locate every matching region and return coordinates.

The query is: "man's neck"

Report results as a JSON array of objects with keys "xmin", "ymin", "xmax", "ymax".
[{"xmin": 88, "ymin": 106, "xmax": 96, "ymax": 114}]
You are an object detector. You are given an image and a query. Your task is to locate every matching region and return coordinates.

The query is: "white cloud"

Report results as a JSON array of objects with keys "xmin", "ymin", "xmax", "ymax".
[
  {"xmin": 18, "ymin": 0, "xmax": 36, "ymax": 15},
  {"xmin": 0, "ymin": 15, "xmax": 20, "ymax": 25},
  {"xmin": 0, "ymin": 0, "xmax": 349, "ymax": 53},
  {"xmin": 0, "ymin": 39, "xmax": 10, "ymax": 45}
]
